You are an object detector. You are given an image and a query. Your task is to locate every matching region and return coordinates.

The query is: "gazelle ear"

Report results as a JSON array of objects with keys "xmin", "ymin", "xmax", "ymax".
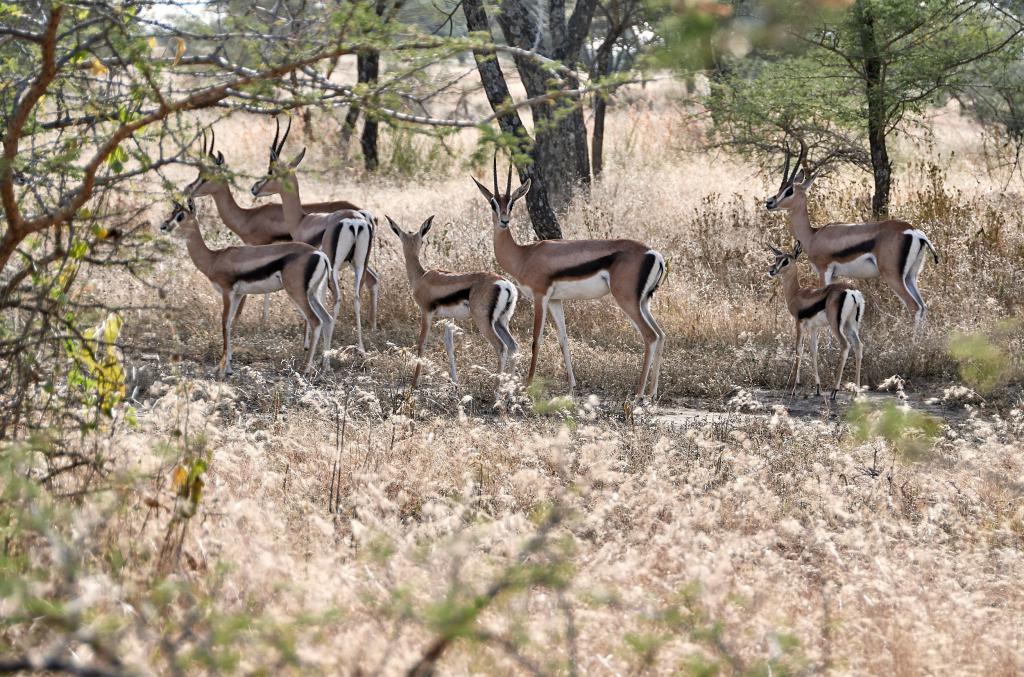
[
  {"xmin": 187, "ymin": 197, "xmax": 197, "ymax": 215},
  {"xmin": 471, "ymin": 176, "xmax": 493, "ymax": 200},
  {"xmin": 791, "ymin": 169, "xmax": 806, "ymax": 186},
  {"xmin": 510, "ymin": 177, "xmax": 532, "ymax": 203},
  {"xmin": 793, "ymin": 241, "xmax": 803, "ymax": 257},
  {"xmin": 385, "ymin": 215, "xmax": 403, "ymax": 238},
  {"xmin": 290, "ymin": 147, "xmax": 306, "ymax": 168},
  {"xmin": 801, "ymin": 170, "xmax": 816, "ymax": 191},
  {"xmin": 419, "ymin": 215, "xmax": 435, "ymax": 238}
]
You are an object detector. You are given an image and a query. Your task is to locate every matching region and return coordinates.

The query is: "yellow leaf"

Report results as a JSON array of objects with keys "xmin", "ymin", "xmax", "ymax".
[
  {"xmin": 173, "ymin": 37, "xmax": 186, "ymax": 66},
  {"xmin": 147, "ymin": 36, "xmax": 157, "ymax": 51},
  {"xmin": 172, "ymin": 465, "xmax": 188, "ymax": 491},
  {"xmin": 90, "ymin": 57, "xmax": 108, "ymax": 77}
]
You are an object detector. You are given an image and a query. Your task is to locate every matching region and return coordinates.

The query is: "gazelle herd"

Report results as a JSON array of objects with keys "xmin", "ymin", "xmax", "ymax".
[{"xmin": 164, "ymin": 119, "xmax": 938, "ymax": 402}]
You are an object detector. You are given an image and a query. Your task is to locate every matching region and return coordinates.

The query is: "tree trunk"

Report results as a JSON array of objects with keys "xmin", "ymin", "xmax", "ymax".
[
  {"xmin": 358, "ymin": 51, "xmax": 380, "ymax": 172},
  {"xmin": 591, "ymin": 44, "xmax": 614, "ymax": 178},
  {"xmin": 463, "ymin": 0, "xmax": 563, "ymax": 239},
  {"xmin": 856, "ymin": 0, "xmax": 891, "ymax": 218},
  {"xmin": 496, "ymin": 0, "xmax": 596, "ymax": 211}
]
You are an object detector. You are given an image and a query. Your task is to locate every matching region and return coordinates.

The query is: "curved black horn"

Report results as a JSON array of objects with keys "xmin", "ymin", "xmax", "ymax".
[
  {"xmin": 779, "ymin": 142, "xmax": 792, "ymax": 190},
  {"xmin": 271, "ymin": 117, "xmax": 281, "ymax": 153},
  {"xmin": 506, "ymin": 159, "xmax": 513, "ymax": 198},
  {"xmin": 278, "ymin": 117, "xmax": 292, "ymax": 154},
  {"xmin": 492, "ymin": 151, "xmax": 499, "ymax": 198},
  {"xmin": 791, "ymin": 138, "xmax": 807, "ymax": 184},
  {"xmin": 766, "ymin": 242, "xmax": 784, "ymax": 256},
  {"xmin": 201, "ymin": 130, "xmax": 208, "ymax": 157},
  {"xmin": 209, "ymin": 127, "xmax": 216, "ymax": 157}
]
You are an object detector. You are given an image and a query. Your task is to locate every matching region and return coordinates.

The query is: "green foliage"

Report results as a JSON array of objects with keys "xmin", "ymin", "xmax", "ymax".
[
  {"xmin": 847, "ymin": 400, "xmax": 942, "ymax": 460},
  {"xmin": 704, "ymin": 0, "xmax": 1022, "ymax": 180},
  {"xmin": 64, "ymin": 313, "xmax": 127, "ymax": 426},
  {"xmin": 948, "ymin": 325, "xmax": 1018, "ymax": 394}
]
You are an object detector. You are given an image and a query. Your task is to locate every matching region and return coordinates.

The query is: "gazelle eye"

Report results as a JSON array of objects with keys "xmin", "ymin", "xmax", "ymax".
[
  {"xmin": 176, "ymin": 212, "xmax": 185, "ymax": 222},
  {"xmin": 784, "ymin": 187, "xmax": 794, "ymax": 197}
]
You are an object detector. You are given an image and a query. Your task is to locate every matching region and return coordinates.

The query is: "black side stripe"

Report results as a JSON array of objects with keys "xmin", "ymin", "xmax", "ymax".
[
  {"xmin": 797, "ymin": 296, "xmax": 827, "ymax": 320},
  {"xmin": 304, "ymin": 230, "xmax": 325, "ymax": 248},
  {"xmin": 898, "ymin": 233, "xmax": 913, "ymax": 277},
  {"xmin": 551, "ymin": 253, "xmax": 619, "ymax": 281},
  {"xmin": 236, "ymin": 253, "xmax": 299, "ymax": 283},
  {"xmin": 270, "ymin": 234, "xmax": 293, "ymax": 243},
  {"xmin": 834, "ymin": 238, "xmax": 876, "ymax": 260},
  {"xmin": 429, "ymin": 287, "xmax": 471, "ymax": 311}
]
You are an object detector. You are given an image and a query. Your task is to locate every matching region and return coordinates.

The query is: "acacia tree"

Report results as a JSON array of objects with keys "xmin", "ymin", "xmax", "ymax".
[
  {"xmin": 707, "ymin": 0, "xmax": 1023, "ymax": 216},
  {"xmin": 0, "ymin": 0, "xmax": 595, "ymax": 442}
]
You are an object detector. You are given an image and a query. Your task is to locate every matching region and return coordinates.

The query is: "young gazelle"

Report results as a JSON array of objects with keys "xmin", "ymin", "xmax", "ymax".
[
  {"xmin": 160, "ymin": 198, "xmax": 337, "ymax": 376},
  {"xmin": 185, "ymin": 128, "xmax": 380, "ymax": 328},
  {"xmin": 387, "ymin": 214, "xmax": 518, "ymax": 388},
  {"xmin": 250, "ymin": 121, "xmax": 374, "ymax": 353},
  {"xmin": 766, "ymin": 141, "xmax": 938, "ymax": 330},
  {"xmin": 768, "ymin": 242, "xmax": 865, "ymax": 400},
  {"xmin": 472, "ymin": 157, "xmax": 666, "ymax": 399}
]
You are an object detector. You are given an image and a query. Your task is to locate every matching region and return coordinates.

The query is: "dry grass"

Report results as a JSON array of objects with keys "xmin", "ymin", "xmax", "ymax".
[{"xmin": 16, "ymin": 81, "xmax": 1024, "ymax": 674}]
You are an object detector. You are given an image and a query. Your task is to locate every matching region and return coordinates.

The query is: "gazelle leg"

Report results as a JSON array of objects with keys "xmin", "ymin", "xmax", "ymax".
[
  {"xmin": 640, "ymin": 296, "xmax": 666, "ymax": 399},
  {"xmin": 790, "ymin": 325, "xmax": 804, "ymax": 394},
  {"xmin": 833, "ymin": 336, "xmax": 850, "ymax": 400},
  {"xmin": 261, "ymin": 293, "xmax": 270, "ymax": 325},
  {"xmin": 854, "ymin": 335, "xmax": 863, "ymax": 389},
  {"xmin": 220, "ymin": 291, "xmax": 243, "ymax": 377},
  {"xmin": 411, "ymin": 312, "xmax": 432, "ymax": 389},
  {"xmin": 547, "ymin": 300, "xmax": 576, "ymax": 392},
  {"xmin": 443, "ymin": 322, "xmax": 458, "ymax": 384},
  {"xmin": 884, "ymin": 270, "xmax": 924, "ymax": 333},
  {"xmin": 302, "ymin": 315, "xmax": 323, "ymax": 374},
  {"xmin": 364, "ymin": 267, "xmax": 380, "ymax": 332},
  {"xmin": 810, "ymin": 330, "xmax": 821, "ymax": 397},
  {"xmin": 526, "ymin": 296, "xmax": 548, "ymax": 386},
  {"xmin": 612, "ymin": 289, "xmax": 660, "ymax": 400},
  {"xmin": 352, "ymin": 265, "xmax": 365, "ymax": 354}
]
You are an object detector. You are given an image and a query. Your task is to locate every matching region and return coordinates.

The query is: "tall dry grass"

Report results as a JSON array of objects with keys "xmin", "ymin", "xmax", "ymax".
[{"xmin": 13, "ymin": 80, "xmax": 1024, "ymax": 675}]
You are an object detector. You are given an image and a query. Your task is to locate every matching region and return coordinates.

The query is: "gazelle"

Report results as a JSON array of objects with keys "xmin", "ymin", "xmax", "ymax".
[
  {"xmin": 185, "ymin": 128, "xmax": 381, "ymax": 329},
  {"xmin": 472, "ymin": 157, "xmax": 666, "ymax": 399},
  {"xmin": 768, "ymin": 241, "xmax": 864, "ymax": 400},
  {"xmin": 251, "ymin": 119, "xmax": 374, "ymax": 353},
  {"xmin": 160, "ymin": 198, "xmax": 337, "ymax": 376},
  {"xmin": 386, "ymin": 214, "xmax": 518, "ymax": 388},
  {"xmin": 766, "ymin": 141, "xmax": 938, "ymax": 330}
]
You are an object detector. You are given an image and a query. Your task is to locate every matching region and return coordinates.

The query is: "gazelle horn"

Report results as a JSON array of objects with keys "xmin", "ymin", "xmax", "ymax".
[
  {"xmin": 278, "ymin": 117, "xmax": 292, "ymax": 155},
  {"xmin": 779, "ymin": 142, "xmax": 792, "ymax": 190},
  {"xmin": 271, "ymin": 117, "xmax": 280, "ymax": 153},
  {"xmin": 506, "ymin": 159, "xmax": 513, "ymax": 198},
  {"xmin": 492, "ymin": 151, "xmax": 499, "ymax": 198},
  {"xmin": 792, "ymin": 138, "xmax": 808, "ymax": 184}
]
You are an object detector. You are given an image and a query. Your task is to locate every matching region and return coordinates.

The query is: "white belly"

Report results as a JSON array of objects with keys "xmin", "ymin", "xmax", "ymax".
[
  {"xmin": 801, "ymin": 312, "xmax": 829, "ymax": 331},
  {"xmin": 830, "ymin": 254, "xmax": 878, "ymax": 279},
  {"xmin": 234, "ymin": 273, "xmax": 284, "ymax": 295},
  {"xmin": 549, "ymin": 272, "xmax": 611, "ymax": 300},
  {"xmin": 435, "ymin": 301, "xmax": 471, "ymax": 319}
]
